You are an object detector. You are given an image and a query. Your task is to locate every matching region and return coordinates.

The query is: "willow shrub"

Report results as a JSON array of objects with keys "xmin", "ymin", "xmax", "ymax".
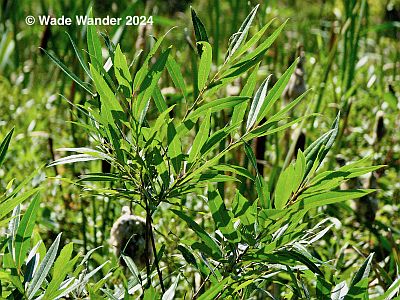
[{"xmin": 40, "ymin": 5, "xmax": 388, "ymax": 299}]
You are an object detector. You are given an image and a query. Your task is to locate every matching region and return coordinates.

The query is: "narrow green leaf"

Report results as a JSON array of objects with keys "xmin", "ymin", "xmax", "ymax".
[
  {"xmin": 41, "ymin": 48, "xmax": 94, "ymax": 96},
  {"xmin": 0, "ymin": 188, "xmax": 40, "ymax": 221},
  {"xmin": 191, "ymin": 7, "xmax": 209, "ymax": 55},
  {"xmin": 257, "ymin": 59, "xmax": 298, "ymax": 122},
  {"xmin": 197, "ymin": 42, "xmax": 212, "ymax": 91},
  {"xmin": 122, "ymin": 255, "xmax": 140, "ymax": 287},
  {"xmin": 90, "ymin": 64, "xmax": 124, "ymax": 123},
  {"xmin": 201, "ymin": 123, "xmax": 240, "ymax": 158},
  {"xmin": 231, "ymin": 63, "xmax": 259, "ymax": 126},
  {"xmin": 316, "ymin": 276, "xmax": 332, "ymax": 299},
  {"xmin": 219, "ymin": 20, "xmax": 287, "ymax": 80},
  {"xmin": 304, "ymin": 113, "xmax": 340, "ymax": 177},
  {"xmin": 167, "ymin": 122, "xmax": 183, "ymax": 174},
  {"xmin": 0, "ymin": 127, "xmax": 14, "ymax": 168},
  {"xmin": 162, "ymin": 274, "xmax": 180, "ymax": 300},
  {"xmin": 114, "ymin": 44, "xmax": 132, "ymax": 94},
  {"xmin": 292, "ymin": 189, "xmax": 374, "ymax": 211},
  {"xmin": 87, "ymin": 8, "xmax": 103, "ymax": 70},
  {"xmin": 229, "ymin": 19, "xmax": 275, "ymax": 63},
  {"xmin": 188, "ymin": 96, "xmax": 249, "ymax": 122},
  {"xmin": 177, "ymin": 244, "xmax": 197, "ymax": 267},
  {"xmin": 135, "ymin": 47, "xmax": 170, "ymax": 124},
  {"xmin": 193, "ymin": 173, "xmax": 239, "ymax": 184},
  {"xmin": 166, "ymin": 56, "xmax": 187, "ymax": 101},
  {"xmin": 134, "ymin": 29, "xmax": 173, "ymax": 90},
  {"xmin": 44, "ymin": 242, "xmax": 75, "ymax": 299},
  {"xmin": 239, "ymin": 20, "xmax": 288, "ymax": 64},
  {"xmin": 211, "ymin": 164, "xmax": 255, "ymax": 181},
  {"xmin": 152, "ymin": 86, "xmax": 168, "ymax": 112},
  {"xmin": 256, "ymin": 175, "xmax": 270, "ymax": 209},
  {"xmin": 244, "ymin": 141, "xmax": 257, "ymax": 171},
  {"xmin": 246, "ymin": 74, "xmax": 272, "ymax": 130},
  {"xmin": 27, "ymin": 233, "xmax": 62, "ymax": 299},
  {"xmin": 227, "ymin": 5, "xmax": 259, "ymax": 59},
  {"xmin": 274, "ymin": 165, "xmax": 294, "ymax": 209},
  {"xmin": 347, "ymin": 253, "xmax": 374, "ymax": 297},
  {"xmin": 188, "ymin": 110, "xmax": 211, "ymax": 164},
  {"xmin": 279, "ymin": 249, "xmax": 323, "ymax": 276},
  {"xmin": 292, "ymin": 150, "xmax": 306, "ymax": 191},
  {"xmin": 171, "ymin": 209, "xmax": 222, "ymax": 259},
  {"xmin": 197, "ymin": 277, "xmax": 231, "ymax": 300},
  {"xmin": 208, "ymin": 188, "xmax": 239, "ymax": 242},
  {"xmin": 66, "ymin": 32, "xmax": 92, "ymax": 80},
  {"xmin": 246, "ymin": 114, "xmax": 318, "ymax": 141},
  {"xmin": 15, "ymin": 193, "xmax": 40, "ymax": 269},
  {"xmin": 78, "ymin": 173, "xmax": 123, "ymax": 182}
]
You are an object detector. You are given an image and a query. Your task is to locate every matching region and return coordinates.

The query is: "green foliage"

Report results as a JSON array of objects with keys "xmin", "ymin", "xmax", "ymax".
[{"xmin": 0, "ymin": 0, "xmax": 399, "ymax": 299}]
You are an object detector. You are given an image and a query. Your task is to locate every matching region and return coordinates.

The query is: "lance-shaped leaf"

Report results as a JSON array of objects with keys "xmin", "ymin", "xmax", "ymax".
[
  {"xmin": 134, "ymin": 47, "xmax": 170, "ymax": 124},
  {"xmin": 167, "ymin": 122, "xmax": 183, "ymax": 175},
  {"xmin": 162, "ymin": 274, "xmax": 180, "ymax": 300},
  {"xmin": 200, "ymin": 123, "xmax": 240, "ymax": 158},
  {"xmin": 48, "ymin": 154, "xmax": 102, "ymax": 167},
  {"xmin": 0, "ymin": 188, "xmax": 41, "ymax": 221},
  {"xmin": 303, "ymin": 112, "xmax": 340, "ymax": 177},
  {"xmin": 197, "ymin": 277, "xmax": 231, "ymax": 300},
  {"xmin": 256, "ymin": 59, "xmax": 298, "ymax": 123},
  {"xmin": 347, "ymin": 253, "xmax": 374, "ymax": 298},
  {"xmin": 177, "ymin": 244, "xmax": 197, "ymax": 267},
  {"xmin": 134, "ymin": 29, "xmax": 174, "ymax": 90},
  {"xmin": 90, "ymin": 64, "xmax": 125, "ymax": 126},
  {"xmin": 66, "ymin": 32, "xmax": 92, "ymax": 80},
  {"xmin": 27, "ymin": 233, "xmax": 62, "ymax": 299},
  {"xmin": 122, "ymin": 255, "xmax": 141, "ymax": 287},
  {"xmin": 171, "ymin": 209, "xmax": 222, "ymax": 260},
  {"xmin": 237, "ymin": 20, "xmax": 288, "ymax": 65},
  {"xmin": 0, "ymin": 127, "xmax": 14, "ymax": 168},
  {"xmin": 208, "ymin": 188, "xmax": 239, "ymax": 242},
  {"xmin": 231, "ymin": 63, "xmax": 259, "ymax": 126},
  {"xmin": 197, "ymin": 42, "xmax": 212, "ymax": 91},
  {"xmin": 246, "ymin": 74, "xmax": 272, "ymax": 130},
  {"xmin": 227, "ymin": 5, "xmax": 259, "ymax": 59},
  {"xmin": 87, "ymin": 8, "xmax": 103, "ymax": 71},
  {"xmin": 114, "ymin": 44, "xmax": 132, "ymax": 95},
  {"xmin": 188, "ymin": 96, "xmax": 249, "ymax": 122},
  {"xmin": 291, "ymin": 189, "xmax": 374, "ymax": 211},
  {"xmin": 274, "ymin": 150, "xmax": 306, "ymax": 209},
  {"xmin": 191, "ymin": 7, "xmax": 209, "ymax": 55},
  {"xmin": 166, "ymin": 56, "xmax": 187, "ymax": 101},
  {"xmin": 188, "ymin": 110, "xmax": 211, "ymax": 164},
  {"xmin": 15, "ymin": 193, "xmax": 41, "ymax": 269},
  {"xmin": 220, "ymin": 20, "xmax": 287, "ymax": 80},
  {"xmin": 211, "ymin": 164, "xmax": 254, "ymax": 181},
  {"xmin": 229, "ymin": 19, "xmax": 275, "ymax": 63},
  {"xmin": 44, "ymin": 242, "xmax": 79, "ymax": 299},
  {"xmin": 41, "ymin": 48, "xmax": 94, "ymax": 96}
]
